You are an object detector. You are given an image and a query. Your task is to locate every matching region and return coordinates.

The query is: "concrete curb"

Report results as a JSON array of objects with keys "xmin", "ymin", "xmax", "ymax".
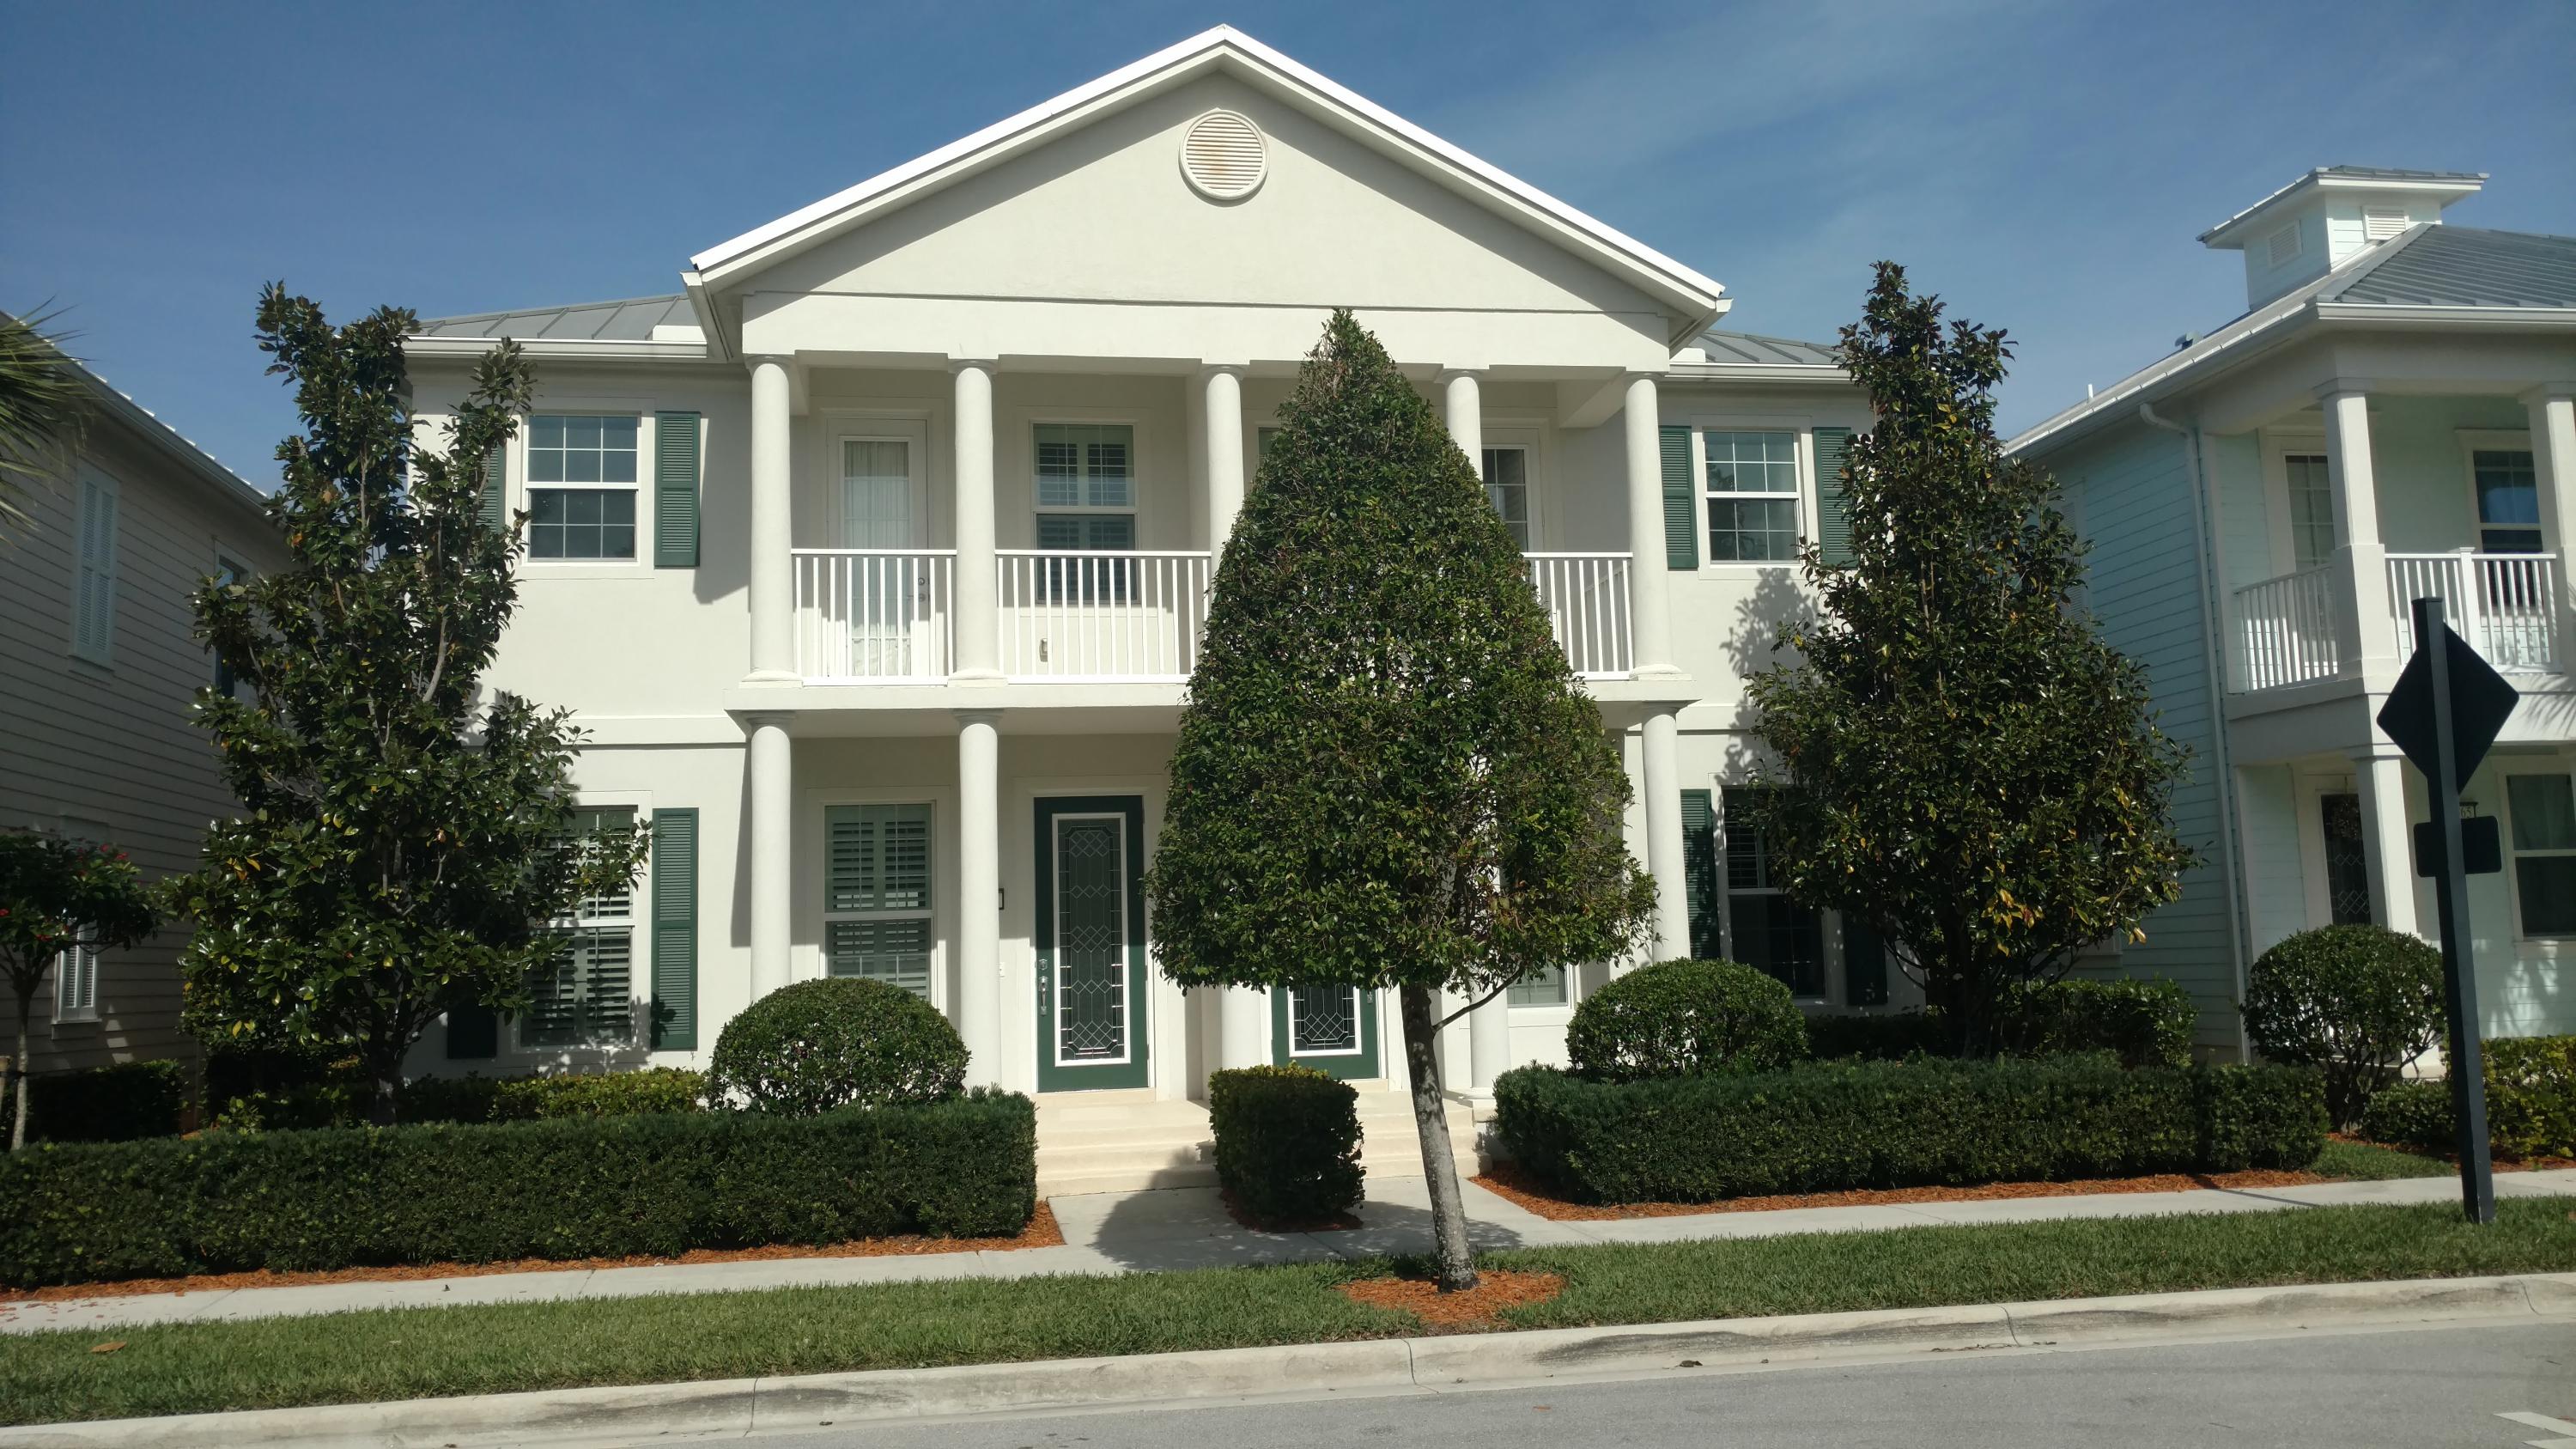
[{"xmin": 4, "ymin": 1272, "xmax": 2569, "ymax": 1447}]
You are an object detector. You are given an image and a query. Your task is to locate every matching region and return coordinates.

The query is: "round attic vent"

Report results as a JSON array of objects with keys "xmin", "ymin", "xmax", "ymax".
[{"xmin": 1180, "ymin": 110, "xmax": 1266, "ymax": 201}]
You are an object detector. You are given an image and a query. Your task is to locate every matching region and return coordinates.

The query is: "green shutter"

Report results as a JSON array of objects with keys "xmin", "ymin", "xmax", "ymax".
[
  {"xmin": 1661, "ymin": 425, "xmax": 1698, "ymax": 570},
  {"xmin": 653, "ymin": 411, "xmax": 702, "ymax": 568},
  {"xmin": 478, "ymin": 445, "xmax": 506, "ymax": 532},
  {"xmin": 446, "ymin": 1002, "xmax": 497, "ymax": 1059},
  {"xmin": 650, "ymin": 807, "xmax": 700, "ymax": 1050},
  {"xmin": 1814, "ymin": 426, "xmax": 1853, "ymax": 567},
  {"xmin": 1843, "ymin": 914, "xmax": 1890, "ymax": 1007},
  {"xmin": 1680, "ymin": 788, "xmax": 1722, "ymax": 959}
]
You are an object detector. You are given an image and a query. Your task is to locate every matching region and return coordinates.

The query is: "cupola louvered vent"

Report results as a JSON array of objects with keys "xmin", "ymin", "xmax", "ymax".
[
  {"xmin": 2363, "ymin": 205, "xmax": 2409, "ymax": 241},
  {"xmin": 1180, "ymin": 110, "xmax": 1266, "ymax": 201}
]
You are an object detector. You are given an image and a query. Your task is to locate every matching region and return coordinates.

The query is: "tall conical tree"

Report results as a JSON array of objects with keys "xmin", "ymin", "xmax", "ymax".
[
  {"xmin": 1146, "ymin": 311, "xmax": 1654, "ymax": 1290},
  {"xmin": 1745, "ymin": 263, "xmax": 2195, "ymax": 1053}
]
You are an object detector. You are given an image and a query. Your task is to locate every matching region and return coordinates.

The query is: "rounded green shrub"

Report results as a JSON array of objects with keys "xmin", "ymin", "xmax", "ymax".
[
  {"xmin": 708, "ymin": 978, "xmax": 967, "ymax": 1114},
  {"xmin": 1208, "ymin": 1063, "xmax": 1363, "ymax": 1225},
  {"xmin": 2240, "ymin": 925, "xmax": 2443, "ymax": 1129},
  {"xmin": 2360, "ymin": 1077, "xmax": 2452, "ymax": 1150},
  {"xmin": 1564, "ymin": 958, "xmax": 1807, "ymax": 1081}
]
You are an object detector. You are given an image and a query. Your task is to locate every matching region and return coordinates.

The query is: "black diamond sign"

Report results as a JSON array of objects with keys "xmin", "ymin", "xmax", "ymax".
[{"xmin": 2375, "ymin": 619, "xmax": 2518, "ymax": 790}]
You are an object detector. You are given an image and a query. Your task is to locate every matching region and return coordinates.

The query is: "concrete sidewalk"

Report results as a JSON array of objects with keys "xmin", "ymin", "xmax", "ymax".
[{"xmin": 6, "ymin": 1167, "xmax": 2569, "ymax": 1337}]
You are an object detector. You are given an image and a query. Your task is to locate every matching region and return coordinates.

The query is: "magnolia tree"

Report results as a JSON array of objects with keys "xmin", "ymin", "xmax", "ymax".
[
  {"xmin": 1745, "ymin": 264, "xmax": 2195, "ymax": 1052},
  {"xmin": 169, "ymin": 288, "xmax": 642, "ymax": 1125},
  {"xmin": 1145, "ymin": 311, "xmax": 1654, "ymax": 1291},
  {"xmin": 0, "ymin": 831, "xmax": 158, "ymax": 1149}
]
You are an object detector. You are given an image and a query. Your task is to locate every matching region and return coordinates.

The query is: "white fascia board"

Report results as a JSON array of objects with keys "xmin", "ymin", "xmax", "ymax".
[
  {"xmin": 2199, "ymin": 172, "xmax": 2485, "ymax": 247},
  {"xmin": 686, "ymin": 26, "xmax": 1725, "ymax": 345},
  {"xmin": 2311, "ymin": 303, "xmax": 2576, "ymax": 329},
  {"xmin": 401, "ymin": 336, "xmax": 720, "ymax": 362},
  {"xmin": 1664, "ymin": 363, "xmax": 1851, "ymax": 386}
]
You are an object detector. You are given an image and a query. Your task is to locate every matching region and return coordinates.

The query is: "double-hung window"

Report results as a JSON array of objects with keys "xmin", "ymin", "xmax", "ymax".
[
  {"xmin": 1722, "ymin": 788, "xmax": 1824, "ymax": 995},
  {"xmin": 2284, "ymin": 454, "xmax": 2335, "ymax": 572},
  {"xmin": 824, "ymin": 804, "xmax": 934, "ymax": 997},
  {"xmin": 524, "ymin": 806, "xmax": 638, "ymax": 1046},
  {"xmin": 1482, "ymin": 447, "xmax": 1531, "ymax": 551},
  {"xmin": 2474, "ymin": 450, "xmax": 2542, "ymax": 554},
  {"xmin": 2506, "ymin": 773, "xmax": 2576, "ymax": 938},
  {"xmin": 1704, "ymin": 430, "xmax": 1800, "ymax": 562},
  {"xmin": 53, "ymin": 926, "xmax": 101, "ymax": 1024},
  {"xmin": 526, "ymin": 415, "xmax": 640, "ymax": 559},
  {"xmin": 1035, "ymin": 424, "xmax": 1134, "ymax": 599},
  {"xmin": 1509, "ymin": 965, "xmax": 1566, "ymax": 1007}
]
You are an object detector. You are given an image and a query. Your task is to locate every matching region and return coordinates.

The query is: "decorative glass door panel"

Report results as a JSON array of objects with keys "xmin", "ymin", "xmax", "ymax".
[
  {"xmin": 1034, "ymin": 796, "xmax": 1149, "ymax": 1090},
  {"xmin": 1271, "ymin": 982, "xmax": 1380, "ymax": 1079}
]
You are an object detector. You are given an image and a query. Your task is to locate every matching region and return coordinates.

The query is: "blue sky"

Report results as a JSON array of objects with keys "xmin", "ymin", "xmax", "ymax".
[{"xmin": 5, "ymin": 0, "xmax": 2570, "ymax": 487}]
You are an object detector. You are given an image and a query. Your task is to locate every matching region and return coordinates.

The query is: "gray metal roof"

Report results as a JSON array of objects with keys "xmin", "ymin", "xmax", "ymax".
[
  {"xmin": 414, "ymin": 295, "xmax": 694, "ymax": 341},
  {"xmin": 1694, "ymin": 329, "xmax": 1839, "ymax": 367},
  {"xmin": 2198, "ymin": 166, "xmax": 2489, "ymax": 241},
  {"xmin": 2321, "ymin": 225, "xmax": 2576, "ymax": 308}
]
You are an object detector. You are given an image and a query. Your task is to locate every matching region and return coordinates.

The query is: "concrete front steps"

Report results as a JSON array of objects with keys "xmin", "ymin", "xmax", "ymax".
[{"xmin": 1034, "ymin": 1087, "xmax": 1480, "ymax": 1197}]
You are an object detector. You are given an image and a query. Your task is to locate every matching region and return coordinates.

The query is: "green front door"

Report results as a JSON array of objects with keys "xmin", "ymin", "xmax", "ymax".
[
  {"xmin": 1034, "ymin": 795, "xmax": 1149, "ymax": 1091},
  {"xmin": 1271, "ymin": 983, "xmax": 1380, "ymax": 1079}
]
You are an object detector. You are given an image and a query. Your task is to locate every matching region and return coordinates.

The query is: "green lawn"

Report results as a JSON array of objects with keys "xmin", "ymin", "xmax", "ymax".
[
  {"xmin": 2312, "ymin": 1137, "xmax": 2457, "ymax": 1180},
  {"xmin": 7, "ymin": 1196, "xmax": 2572, "ymax": 1428}
]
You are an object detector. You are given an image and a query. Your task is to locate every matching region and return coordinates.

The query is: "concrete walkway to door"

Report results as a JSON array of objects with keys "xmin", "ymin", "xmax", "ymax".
[{"xmin": 8, "ymin": 1168, "xmax": 2572, "ymax": 1338}]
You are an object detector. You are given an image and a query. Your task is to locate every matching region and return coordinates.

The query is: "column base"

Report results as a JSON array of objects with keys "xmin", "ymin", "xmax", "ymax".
[
  {"xmin": 739, "ymin": 670, "xmax": 801, "ymax": 686},
  {"xmin": 945, "ymin": 669, "xmax": 1008, "ymax": 686}
]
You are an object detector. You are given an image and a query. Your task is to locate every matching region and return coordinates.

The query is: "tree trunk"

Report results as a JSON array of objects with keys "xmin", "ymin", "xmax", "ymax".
[
  {"xmin": 1398, "ymin": 983, "xmax": 1479, "ymax": 1293},
  {"xmin": 10, "ymin": 983, "xmax": 34, "ymax": 1153},
  {"xmin": 368, "ymin": 1053, "xmax": 401, "ymax": 1128}
]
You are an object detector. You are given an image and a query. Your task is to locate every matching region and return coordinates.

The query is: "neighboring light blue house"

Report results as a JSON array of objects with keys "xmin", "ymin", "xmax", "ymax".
[{"xmin": 2012, "ymin": 167, "xmax": 2576, "ymax": 1053}]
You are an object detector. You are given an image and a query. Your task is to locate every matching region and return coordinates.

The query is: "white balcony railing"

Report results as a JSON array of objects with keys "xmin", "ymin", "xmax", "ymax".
[
  {"xmin": 997, "ymin": 549, "xmax": 1213, "ymax": 682},
  {"xmin": 793, "ymin": 549, "xmax": 956, "ymax": 681},
  {"xmin": 1526, "ymin": 552, "xmax": 1633, "ymax": 678},
  {"xmin": 2388, "ymin": 551, "xmax": 2561, "ymax": 673},
  {"xmin": 2230, "ymin": 564, "xmax": 2342, "ymax": 691}
]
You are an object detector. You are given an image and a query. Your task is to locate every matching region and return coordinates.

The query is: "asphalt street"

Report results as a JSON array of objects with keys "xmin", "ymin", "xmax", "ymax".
[{"xmin": 731, "ymin": 1319, "xmax": 2576, "ymax": 1449}]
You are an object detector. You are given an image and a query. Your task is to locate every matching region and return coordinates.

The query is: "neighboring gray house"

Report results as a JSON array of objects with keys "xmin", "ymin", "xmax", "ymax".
[
  {"xmin": 2012, "ymin": 169, "xmax": 2576, "ymax": 1050},
  {"xmin": 1, "ymin": 339, "xmax": 280, "ymax": 1073}
]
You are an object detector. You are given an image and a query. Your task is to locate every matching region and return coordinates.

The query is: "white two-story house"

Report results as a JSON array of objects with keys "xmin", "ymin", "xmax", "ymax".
[
  {"xmin": 399, "ymin": 28, "xmax": 1884, "ymax": 1184},
  {"xmin": 2014, "ymin": 168, "xmax": 2576, "ymax": 1051}
]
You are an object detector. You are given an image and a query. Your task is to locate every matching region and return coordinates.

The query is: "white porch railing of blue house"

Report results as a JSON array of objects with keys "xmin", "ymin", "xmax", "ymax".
[
  {"xmin": 793, "ymin": 548, "xmax": 956, "ymax": 681},
  {"xmin": 2387, "ymin": 551, "xmax": 2561, "ymax": 673},
  {"xmin": 2229, "ymin": 563, "xmax": 2342, "ymax": 691},
  {"xmin": 793, "ymin": 547, "xmax": 1641, "ymax": 684}
]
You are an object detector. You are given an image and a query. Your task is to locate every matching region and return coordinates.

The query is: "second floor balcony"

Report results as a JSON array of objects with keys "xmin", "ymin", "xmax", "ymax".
[
  {"xmin": 2230, "ymin": 549, "xmax": 2564, "ymax": 691},
  {"xmin": 791, "ymin": 545, "xmax": 1635, "ymax": 685}
]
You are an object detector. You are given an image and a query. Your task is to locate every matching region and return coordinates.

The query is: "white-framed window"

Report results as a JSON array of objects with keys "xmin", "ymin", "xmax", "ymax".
[
  {"xmin": 524, "ymin": 805, "xmax": 638, "ymax": 1047},
  {"xmin": 1482, "ymin": 447, "xmax": 1531, "ymax": 551},
  {"xmin": 2473, "ymin": 449, "xmax": 2542, "ymax": 555},
  {"xmin": 1722, "ymin": 788, "xmax": 1825, "ymax": 996},
  {"xmin": 1703, "ymin": 430, "xmax": 1801, "ymax": 563},
  {"xmin": 53, "ymin": 927, "xmax": 101, "ymax": 1024},
  {"xmin": 824, "ymin": 804, "xmax": 935, "ymax": 997},
  {"xmin": 2284, "ymin": 454, "xmax": 2335, "ymax": 572},
  {"xmin": 525, "ymin": 414, "xmax": 640, "ymax": 560},
  {"xmin": 1509, "ymin": 965, "xmax": 1566, "ymax": 1007},
  {"xmin": 70, "ymin": 470, "xmax": 118, "ymax": 664},
  {"xmin": 2506, "ymin": 773, "xmax": 2576, "ymax": 939},
  {"xmin": 1033, "ymin": 423, "xmax": 1135, "ymax": 552}
]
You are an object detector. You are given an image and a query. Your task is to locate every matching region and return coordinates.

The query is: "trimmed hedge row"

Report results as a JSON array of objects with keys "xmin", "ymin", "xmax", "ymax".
[
  {"xmin": 0, "ymin": 1088, "xmax": 1036, "ymax": 1288},
  {"xmin": 0, "ymin": 1060, "xmax": 188, "ymax": 1143},
  {"xmin": 1207, "ymin": 1064, "xmax": 1362, "ymax": 1224},
  {"xmin": 2361, "ymin": 1035, "xmax": 2576, "ymax": 1161},
  {"xmin": 1801, "ymin": 978, "xmax": 2197, "ymax": 1070},
  {"xmin": 1494, "ymin": 1056, "xmax": 2324, "ymax": 1205},
  {"xmin": 402, "ymin": 1068, "xmax": 708, "ymax": 1123}
]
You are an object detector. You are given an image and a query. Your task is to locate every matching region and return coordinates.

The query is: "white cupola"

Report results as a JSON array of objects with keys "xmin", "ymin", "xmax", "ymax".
[{"xmin": 2198, "ymin": 167, "xmax": 2485, "ymax": 309}]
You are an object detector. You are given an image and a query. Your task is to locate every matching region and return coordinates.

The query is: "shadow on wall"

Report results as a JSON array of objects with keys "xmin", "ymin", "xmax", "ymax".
[{"xmin": 1724, "ymin": 563, "xmax": 1819, "ymax": 697}]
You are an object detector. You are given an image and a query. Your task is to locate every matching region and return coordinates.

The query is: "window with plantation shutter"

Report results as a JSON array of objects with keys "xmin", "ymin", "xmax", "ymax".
[
  {"xmin": 70, "ymin": 472, "xmax": 118, "ymax": 664},
  {"xmin": 1813, "ymin": 427, "xmax": 1854, "ymax": 567},
  {"xmin": 1722, "ymin": 788, "xmax": 1825, "ymax": 995},
  {"xmin": 53, "ymin": 927, "xmax": 101, "ymax": 1023},
  {"xmin": 1659, "ymin": 425, "xmax": 1696, "ymax": 569},
  {"xmin": 653, "ymin": 411, "xmax": 702, "ymax": 568},
  {"xmin": 649, "ymin": 808, "xmax": 700, "ymax": 1050},
  {"xmin": 523, "ymin": 806, "xmax": 639, "ymax": 1047},
  {"xmin": 824, "ymin": 804, "xmax": 934, "ymax": 997},
  {"xmin": 1680, "ymin": 789, "xmax": 1721, "ymax": 959},
  {"xmin": 479, "ymin": 445, "xmax": 506, "ymax": 531}
]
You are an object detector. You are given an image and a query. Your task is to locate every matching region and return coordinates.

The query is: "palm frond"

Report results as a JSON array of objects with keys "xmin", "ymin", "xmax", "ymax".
[{"xmin": 0, "ymin": 306, "xmax": 94, "ymax": 539}]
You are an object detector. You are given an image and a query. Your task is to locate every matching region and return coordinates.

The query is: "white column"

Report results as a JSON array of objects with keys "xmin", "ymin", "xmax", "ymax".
[
  {"xmin": 1202, "ymin": 365, "xmax": 1248, "ymax": 557},
  {"xmin": 956, "ymin": 709, "xmax": 1002, "ymax": 1087},
  {"xmin": 951, "ymin": 360, "xmax": 1000, "ymax": 682},
  {"xmin": 747, "ymin": 715, "xmax": 793, "ymax": 999},
  {"xmin": 2321, "ymin": 387, "xmax": 2396, "ymax": 676},
  {"xmin": 2353, "ymin": 751, "xmax": 2421, "ymax": 938},
  {"xmin": 1441, "ymin": 369, "xmax": 1482, "ymax": 464},
  {"xmin": 1219, "ymin": 985, "xmax": 1269, "ymax": 1071},
  {"xmin": 1621, "ymin": 374, "xmax": 1679, "ymax": 677},
  {"xmin": 747, "ymin": 359, "xmax": 794, "ymax": 683},
  {"xmin": 2525, "ymin": 389, "xmax": 2576, "ymax": 671},
  {"xmin": 1641, "ymin": 707, "xmax": 1691, "ymax": 960}
]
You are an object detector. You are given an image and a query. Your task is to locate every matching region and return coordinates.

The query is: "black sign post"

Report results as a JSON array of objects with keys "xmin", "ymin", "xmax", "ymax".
[{"xmin": 2374, "ymin": 596, "xmax": 2518, "ymax": 1226}]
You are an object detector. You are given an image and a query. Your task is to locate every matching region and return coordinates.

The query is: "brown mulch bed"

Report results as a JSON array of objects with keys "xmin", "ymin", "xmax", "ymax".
[
  {"xmin": 1340, "ymin": 1269, "xmax": 1564, "ymax": 1330},
  {"xmin": 1473, "ymin": 1162, "xmax": 2327, "ymax": 1222},
  {"xmin": 0, "ymin": 1201, "xmax": 1063, "ymax": 1306},
  {"xmin": 1218, "ymin": 1187, "xmax": 1363, "ymax": 1234}
]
